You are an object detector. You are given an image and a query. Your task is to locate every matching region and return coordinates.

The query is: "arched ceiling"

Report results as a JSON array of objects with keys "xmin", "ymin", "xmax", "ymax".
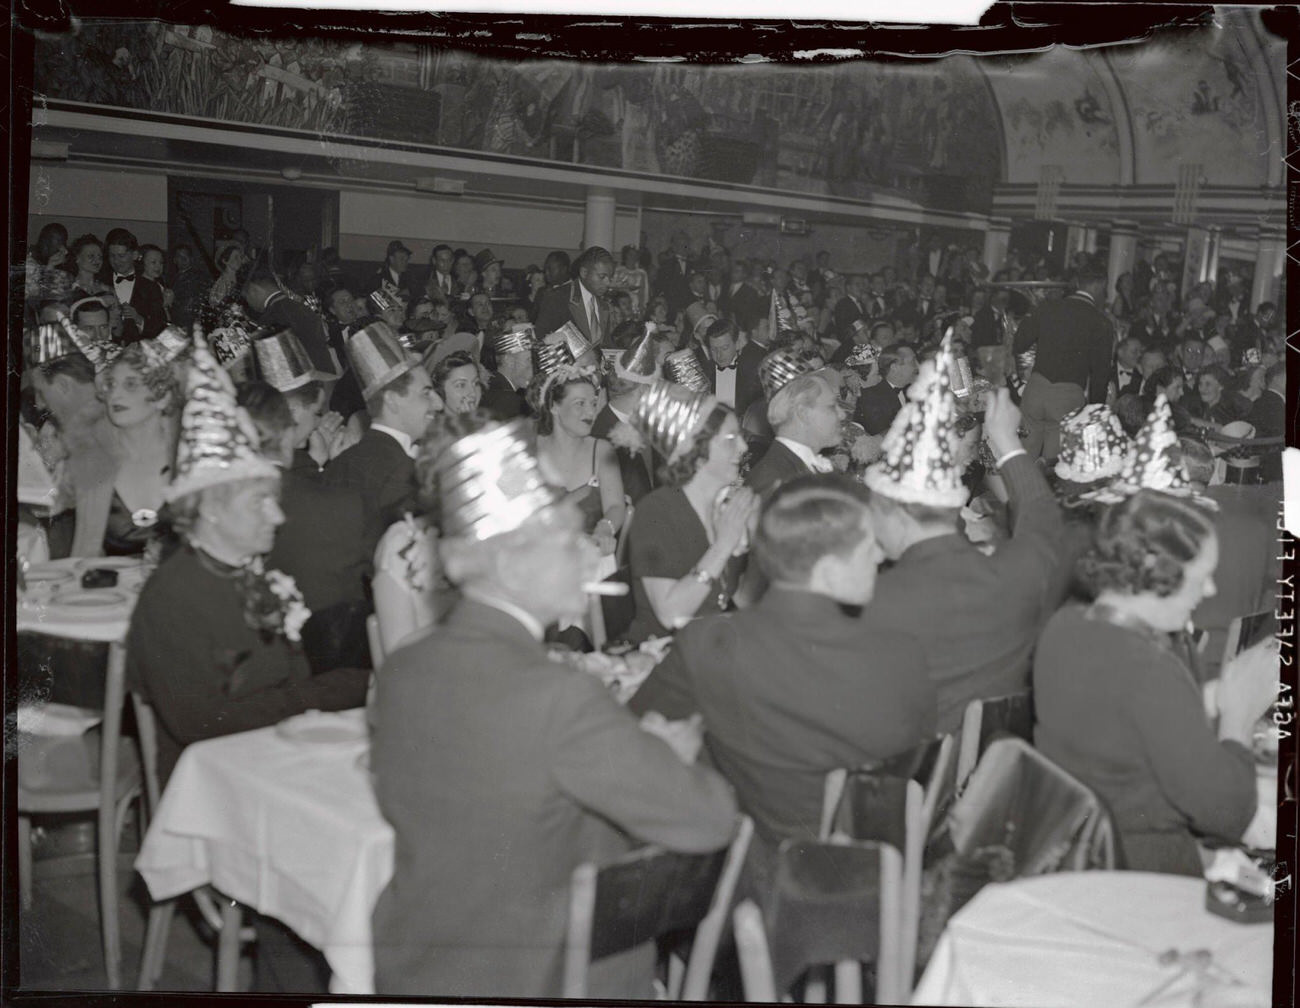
[{"xmin": 973, "ymin": 6, "xmax": 1284, "ymax": 189}]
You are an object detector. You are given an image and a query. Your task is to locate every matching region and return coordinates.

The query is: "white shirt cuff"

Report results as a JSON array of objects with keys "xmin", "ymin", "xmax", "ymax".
[{"xmin": 995, "ymin": 448, "xmax": 1028, "ymax": 469}]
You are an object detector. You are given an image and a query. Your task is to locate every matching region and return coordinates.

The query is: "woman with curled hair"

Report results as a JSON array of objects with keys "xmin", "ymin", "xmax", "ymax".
[
  {"xmin": 1032, "ymin": 488, "xmax": 1278, "ymax": 875},
  {"xmin": 1186, "ymin": 364, "xmax": 1244, "ymax": 430},
  {"xmin": 529, "ymin": 366, "xmax": 625, "ymax": 553},
  {"xmin": 430, "ymin": 349, "xmax": 484, "ymax": 416},
  {"xmin": 617, "ymin": 384, "xmax": 758, "ymax": 643}
]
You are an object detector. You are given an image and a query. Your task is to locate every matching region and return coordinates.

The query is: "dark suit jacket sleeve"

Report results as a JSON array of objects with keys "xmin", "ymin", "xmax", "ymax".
[
  {"xmin": 1012, "ymin": 309, "xmax": 1039, "ymax": 354},
  {"xmin": 993, "ymin": 453, "xmax": 1065, "ymax": 606},
  {"xmin": 548, "ymin": 671, "xmax": 738, "ymax": 853},
  {"xmin": 133, "ymin": 278, "xmax": 168, "ymax": 340},
  {"xmin": 532, "ymin": 284, "xmax": 570, "ymax": 338},
  {"xmin": 626, "ymin": 645, "xmax": 697, "ymax": 719},
  {"xmin": 856, "ymin": 384, "xmax": 901, "ymax": 436},
  {"xmin": 1086, "ymin": 320, "xmax": 1114, "ymax": 404},
  {"xmin": 735, "ymin": 343, "xmax": 766, "ymax": 418}
]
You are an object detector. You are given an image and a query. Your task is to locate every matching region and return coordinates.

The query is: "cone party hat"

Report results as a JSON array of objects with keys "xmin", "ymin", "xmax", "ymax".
[{"xmin": 1055, "ymin": 403, "xmax": 1131, "ymax": 483}]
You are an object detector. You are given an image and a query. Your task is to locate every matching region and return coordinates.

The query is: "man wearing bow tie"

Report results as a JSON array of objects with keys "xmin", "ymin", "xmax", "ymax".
[
  {"xmin": 105, "ymin": 228, "xmax": 166, "ymax": 343},
  {"xmin": 703, "ymin": 319, "xmax": 764, "ymax": 415},
  {"xmin": 1111, "ymin": 335, "xmax": 1145, "ymax": 399},
  {"xmin": 746, "ymin": 372, "xmax": 845, "ymax": 499},
  {"xmin": 855, "ymin": 343, "xmax": 918, "ymax": 435}
]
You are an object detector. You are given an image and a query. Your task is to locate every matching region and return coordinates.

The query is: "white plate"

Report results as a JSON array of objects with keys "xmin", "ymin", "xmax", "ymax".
[
  {"xmin": 276, "ymin": 712, "xmax": 368, "ymax": 746},
  {"xmin": 48, "ymin": 590, "xmax": 130, "ymax": 609}
]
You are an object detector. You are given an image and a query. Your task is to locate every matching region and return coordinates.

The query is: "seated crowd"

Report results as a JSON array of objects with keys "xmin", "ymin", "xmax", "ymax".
[{"xmin": 18, "ymin": 219, "xmax": 1285, "ymax": 997}]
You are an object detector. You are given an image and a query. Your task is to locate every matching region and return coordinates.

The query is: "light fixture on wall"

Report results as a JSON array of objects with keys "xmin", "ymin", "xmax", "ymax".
[
  {"xmin": 415, "ymin": 176, "xmax": 466, "ymax": 196},
  {"xmin": 281, "ymin": 166, "xmax": 303, "ymax": 181}
]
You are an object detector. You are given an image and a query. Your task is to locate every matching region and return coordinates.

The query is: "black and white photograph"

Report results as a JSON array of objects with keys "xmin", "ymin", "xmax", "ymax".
[{"xmin": 6, "ymin": 2, "xmax": 1296, "ymax": 1006}]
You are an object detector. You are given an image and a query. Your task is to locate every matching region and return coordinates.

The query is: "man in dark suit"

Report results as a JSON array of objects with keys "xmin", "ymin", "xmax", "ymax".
[
  {"xmin": 865, "ymin": 388, "xmax": 1064, "ymax": 734},
  {"xmin": 532, "ymin": 246, "xmax": 614, "ymax": 346},
  {"xmin": 371, "ymin": 422, "xmax": 737, "ymax": 997},
  {"xmin": 700, "ymin": 318, "xmax": 764, "ymax": 418},
  {"xmin": 105, "ymin": 228, "xmax": 166, "ymax": 343},
  {"xmin": 629, "ymin": 474, "xmax": 934, "ymax": 849},
  {"xmin": 654, "ymin": 231, "xmax": 696, "ymax": 319},
  {"xmin": 369, "ymin": 239, "xmax": 415, "ymax": 300},
  {"xmin": 746, "ymin": 372, "xmax": 842, "ymax": 499},
  {"xmin": 245, "ymin": 274, "xmax": 342, "ymax": 380},
  {"xmin": 831, "ymin": 275, "xmax": 869, "ymax": 346},
  {"xmin": 480, "ymin": 324, "xmax": 535, "ymax": 420},
  {"xmin": 1246, "ymin": 361, "xmax": 1286, "ymax": 482},
  {"xmin": 325, "ymin": 325, "xmax": 436, "ymax": 564},
  {"xmin": 855, "ymin": 343, "xmax": 918, "ymax": 435},
  {"xmin": 1112, "ymin": 335, "xmax": 1145, "ymax": 398},
  {"xmin": 720, "ymin": 259, "xmax": 767, "ymax": 334}
]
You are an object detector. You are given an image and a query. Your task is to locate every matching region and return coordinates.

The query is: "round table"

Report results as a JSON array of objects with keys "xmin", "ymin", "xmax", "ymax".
[{"xmin": 912, "ymin": 871, "xmax": 1272, "ymax": 1007}]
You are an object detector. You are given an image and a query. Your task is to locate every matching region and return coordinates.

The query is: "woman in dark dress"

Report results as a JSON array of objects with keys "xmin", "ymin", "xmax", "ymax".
[
  {"xmin": 1033, "ymin": 489, "xmax": 1277, "ymax": 875},
  {"xmin": 617, "ymin": 382, "xmax": 758, "ymax": 642}
]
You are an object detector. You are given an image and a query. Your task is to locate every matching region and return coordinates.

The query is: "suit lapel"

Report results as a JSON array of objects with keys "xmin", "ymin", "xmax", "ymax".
[{"xmin": 568, "ymin": 283, "xmax": 593, "ymax": 342}]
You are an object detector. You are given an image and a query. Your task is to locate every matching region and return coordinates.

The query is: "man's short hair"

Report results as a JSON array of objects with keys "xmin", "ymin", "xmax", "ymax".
[
  {"xmin": 1177, "ymin": 437, "xmax": 1215, "ymax": 485},
  {"xmin": 877, "ymin": 344, "xmax": 913, "ymax": 378},
  {"xmin": 574, "ymin": 246, "xmax": 614, "ymax": 274},
  {"xmin": 72, "ymin": 298, "xmax": 108, "ymax": 324},
  {"xmin": 706, "ymin": 318, "xmax": 739, "ymax": 345},
  {"xmin": 104, "ymin": 228, "xmax": 138, "ymax": 251},
  {"xmin": 768, "ymin": 372, "xmax": 830, "ymax": 430},
  {"xmin": 754, "ymin": 474, "xmax": 872, "ymax": 585},
  {"xmin": 37, "ymin": 352, "xmax": 96, "ymax": 386}
]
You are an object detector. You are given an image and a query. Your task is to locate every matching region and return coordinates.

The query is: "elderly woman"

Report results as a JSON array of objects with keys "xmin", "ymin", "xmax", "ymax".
[
  {"xmin": 619, "ymin": 384, "xmax": 758, "ymax": 643},
  {"xmin": 1033, "ymin": 489, "xmax": 1277, "ymax": 875},
  {"xmin": 1186, "ymin": 365, "xmax": 1243, "ymax": 430},
  {"xmin": 530, "ymin": 365, "xmax": 625, "ymax": 554}
]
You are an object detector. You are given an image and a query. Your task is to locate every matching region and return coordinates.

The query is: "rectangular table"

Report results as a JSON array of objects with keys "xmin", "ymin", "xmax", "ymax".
[{"xmin": 134, "ymin": 709, "xmax": 393, "ymax": 994}]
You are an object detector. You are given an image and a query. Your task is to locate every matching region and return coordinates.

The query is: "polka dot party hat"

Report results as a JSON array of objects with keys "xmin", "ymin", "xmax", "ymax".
[
  {"xmin": 164, "ymin": 332, "xmax": 278, "ymax": 503},
  {"xmin": 1055, "ymin": 403, "xmax": 1131, "ymax": 483},
  {"xmin": 864, "ymin": 332, "xmax": 969, "ymax": 507},
  {"xmin": 1081, "ymin": 393, "xmax": 1213, "ymax": 507}
]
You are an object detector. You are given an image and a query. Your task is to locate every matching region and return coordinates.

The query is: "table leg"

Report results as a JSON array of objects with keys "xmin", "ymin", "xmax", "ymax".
[{"xmin": 216, "ymin": 900, "xmax": 243, "ymax": 991}]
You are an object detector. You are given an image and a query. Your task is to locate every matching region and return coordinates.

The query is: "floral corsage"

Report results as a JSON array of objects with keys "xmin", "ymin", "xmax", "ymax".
[{"xmin": 237, "ymin": 557, "xmax": 312, "ymax": 644}]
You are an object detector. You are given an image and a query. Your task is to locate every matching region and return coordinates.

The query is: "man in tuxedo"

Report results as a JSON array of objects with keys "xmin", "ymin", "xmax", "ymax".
[
  {"xmin": 831, "ymin": 274, "xmax": 869, "ymax": 345},
  {"xmin": 1111, "ymin": 335, "xmax": 1145, "ymax": 398},
  {"xmin": 865, "ymin": 272, "xmax": 889, "ymax": 318},
  {"xmin": 722, "ymin": 259, "xmax": 766, "ymax": 333},
  {"xmin": 1247, "ymin": 362, "xmax": 1286, "ymax": 483},
  {"xmin": 701, "ymin": 318, "xmax": 764, "ymax": 417},
  {"xmin": 746, "ymin": 372, "xmax": 844, "ymax": 499},
  {"xmin": 855, "ymin": 343, "xmax": 918, "ymax": 435},
  {"xmin": 532, "ymin": 245, "xmax": 614, "ymax": 347},
  {"xmin": 371, "ymin": 240, "xmax": 414, "ymax": 300},
  {"xmin": 245, "ymin": 274, "xmax": 341, "ymax": 380},
  {"xmin": 629, "ymin": 474, "xmax": 934, "ymax": 850},
  {"xmin": 104, "ymin": 228, "xmax": 166, "ymax": 343},
  {"xmin": 1137, "ymin": 348, "xmax": 1167, "ymax": 397},
  {"xmin": 654, "ymin": 231, "xmax": 696, "ymax": 319},
  {"xmin": 325, "ymin": 331, "xmax": 437, "ymax": 565},
  {"xmin": 591, "ymin": 332, "xmax": 658, "ymax": 505},
  {"xmin": 426, "ymin": 244, "xmax": 456, "ymax": 301},
  {"xmin": 481, "ymin": 325, "xmax": 535, "ymax": 420}
]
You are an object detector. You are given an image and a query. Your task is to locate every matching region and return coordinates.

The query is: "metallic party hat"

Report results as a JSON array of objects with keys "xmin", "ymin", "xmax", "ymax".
[
  {"xmin": 864, "ymin": 333, "xmax": 968, "ymax": 508},
  {"xmin": 149, "ymin": 325, "xmax": 192, "ymax": 365},
  {"xmin": 614, "ymin": 324, "xmax": 659, "ymax": 385},
  {"xmin": 254, "ymin": 329, "xmax": 320, "ymax": 392},
  {"xmin": 844, "ymin": 342, "xmax": 879, "ymax": 371},
  {"xmin": 347, "ymin": 322, "xmax": 417, "ymax": 400},
  {"xmin": 367, "ymin": 288, "xmax": 401, "ymax": 316},
  {"xmin": 662, "ymin": 347, "xmax": 711, "ymax": 393},
  {"xmin": 548, "ymin": 320, "xmax": 594, "ymax": 362},
  {"xmin": 758, "ymin": 348, "xmax": 816, "ymax": 400},
  {"xmin": 164, "ymin": 333, "xmax": 278, "ymax": 503},
  {"xmin": 59, "ymin": 304, "xmax": 120, "ymax": 373},
  {"xmin": 24, "ymin": 323, "xmax": 78, "ymax": 368},
  {"xmin": 209, "ymin": 302, "xmax": 257, "ymax": 369},
  {"xmin": 629, "ymin": 380, "xmax": 717, "ymax": 463},
  {"xmin": 533, "ymin": 333, "xmax": 575, "ymax": 376},
  {"xmin": 1055, "ymin": 404, "xmax": 1131, "ymax": 483},
  {"xmin": 493, "ymin": 321, "xmax": 535, "ymax": 358},
  {"xmin": 435, "ymin": 418, "xmax": 564, "ymax": 542}
]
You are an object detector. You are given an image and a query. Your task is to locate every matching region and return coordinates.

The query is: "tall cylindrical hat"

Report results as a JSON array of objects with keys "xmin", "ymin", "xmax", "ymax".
[
  {"xmin": 253, "ymin": 330, "xmax": 320, "ymax": 392},
  {"xmin": 436, "ymin": 418, "xmax": 563, "ymax": 543},
  {"xmin": 629, "ymin": 380, "xmax": 718, "ymax": 463},
  {"xmin": 24, "ymin": 323, "xmax": 78, "ymax": 368},
  {"xmin": 346, "ymin": 322, "xmax": 417, "ymax": 401},
  {"xmin": 662, "ymin": 347, "xmax": 711, "ymax": 393}
]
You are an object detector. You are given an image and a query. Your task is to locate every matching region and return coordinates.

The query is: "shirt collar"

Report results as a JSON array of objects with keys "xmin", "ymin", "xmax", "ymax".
[
  {"xmin": 776, "ymin": 437, "xmax": 825, "ymax": 470},
  {"xmin": 610, "ymin": 403, "xmax": 631, "ymax": 425},
  {"xmin": 370, "ymin": 423, "xmax": 417, "ymax": 458},
  {"xmin": 461, "ymin": 588, "xmax": 545, "ymax": 641}
]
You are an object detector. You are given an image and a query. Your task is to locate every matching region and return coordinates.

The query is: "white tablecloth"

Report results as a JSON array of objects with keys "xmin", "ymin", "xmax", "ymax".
[
  {"xmin": 912, "ymin": 872, "xmax": 1272, "ymax": 1007},
  {"xmin": 17, "ymin": 557, "xmax": 147, "ymax": 642},
  {"xmin": 134, "ymin": 709, "xmax": 394, "ymax": 994}
]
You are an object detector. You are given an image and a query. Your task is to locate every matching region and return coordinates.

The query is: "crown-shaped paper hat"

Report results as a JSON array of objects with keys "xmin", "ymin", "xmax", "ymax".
[
  {"xmin": 24, "ymin": 323, "xmax": 79, "ymax": 368},
  {"xmin": 663, "ymin": 347, "xmax": 711, "ymax": 393},
  {"xmin": 164, "ymin": 333, "xmax": 278, "ymax": 503},
  {"xmin": 149, "ymin": 325, "xmax": 192, "ymax": 366},
  {"xmin": 614, "ymin": 324, "xmax": 660, "ymax": 385},
  {"xmin": 1055, "ymin": 404, "xmax": 1131, "ymax": 483},
  {"xmin": 864, "ymin": 333, "xmax": 968, "ymax": 508},
  {"xmin": 533, "ymin": 333, "xmax": 576, "ymax": 376},
  {"xmin": 622, "ymin": 380, "xmax": 718, "ymax": 463},
  {"xmin": 844, "ymin": 342, "xmax": 880, "ymax": 371},
  {"xmin": 493, "ymin": 321, "xmax": 535, "ymax": 358},
  {"xmin": 254, "ymin": 330, "xmax": 320, "ymax": 392},
  {"xmin": 546, "ymin": 321, "xmax": 595, "ymax": 362},
  {"xmin": 209, "ymin": 302, "xmax": 258, "ymax": 370},
  {"xmin": 367, "ymin": 288, "xmax": 401, "ymax": 316},
  {"xmin": 347, "ymin": 322, "xmax": 417, "ymax": 400},
  {"xmin": 759, "ymin": 348, "xmax": 817, "ymax": 400},
  {"xmin": 435, "ymin": 418, "xmax": 563, "ymax": 543},
  {"xmin": 58, "ymin": 305, "xmax": 120, "ymax": 373},
  {"xmin": 1081, "ymin": 393, "xmax": 1213, "ymax": 507}
]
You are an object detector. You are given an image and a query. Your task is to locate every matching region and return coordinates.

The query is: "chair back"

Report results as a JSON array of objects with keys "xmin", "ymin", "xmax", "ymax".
[
  {"xmin": 366, "ymin": 613, "xmax": 384, "ymax": 668},
  {"xmin": 1222, "ymin": 609, "xmax": 1276, "ymax": 669},
  {"xmin": 737, "ymin": 839, "xmax": 899, "ymax": 1001},
  {"xmin": 129, "ymin": 690, "xmax": 163, "ymax": 816},
  {"xmin": 956, "ymin": 691, "xmax": 1034, "ymax": 789},
  {"xmin": 946, "ymin": 736, "xmax": 1115, "ymax": 879},
  {"xmin": 563, "ymin": 816, "xmax": 753, "ymax": 1000}
]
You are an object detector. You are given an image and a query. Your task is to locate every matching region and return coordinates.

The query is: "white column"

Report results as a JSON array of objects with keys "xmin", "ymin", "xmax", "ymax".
[
  {"xmin": 1252, "ymin": 230, "xmax": 1284, "ymax": 309},
  {"xmin": 1181, "ymin": 225, "xmax": 1216, "ymax": 297},
  {"xmin": 982, "ymin": 217, "xmax": 1012, "ymax": 277},
  {"xmin": 583, "ymin": 188, "xmax": 616, "ymax": 253},
  {"xmin": 1106, "ymin": 222, "xmax": 1139, "ymax": 296}
]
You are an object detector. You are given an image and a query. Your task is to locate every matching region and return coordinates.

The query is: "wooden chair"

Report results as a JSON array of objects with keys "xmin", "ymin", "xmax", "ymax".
[
  {"xmin": 563, "ymin": 816, "xmax": 754, "ymax": 1000},
  {"xmin": 732, "ymin": 838, "xmax": 903, "ymax": 1004},
  {"xmin": 1222, "ymin": 609, "xmax": 1276, "ymax": 668},
  {"xmin": 819, "ymin": 736, "xmax": 955, "ymax": 996},
  {"xmin": 955, "ymin": 691, "xmax": 1034, "ymax": 791},
  {"xmin": 132, "ymin": 691, "xmax": 255, "ymax": 991},
  {"xmin": 17, "ymin": 638, "xmax": 142, "ymax": 989}
]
